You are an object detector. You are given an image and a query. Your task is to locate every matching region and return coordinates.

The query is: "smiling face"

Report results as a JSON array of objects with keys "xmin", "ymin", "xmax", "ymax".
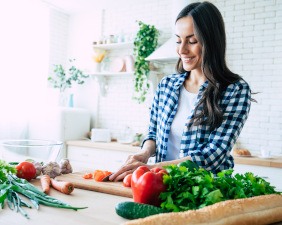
[{"xmin": 175, "ymin": 16, "xmax": 203, "ymax": 73}]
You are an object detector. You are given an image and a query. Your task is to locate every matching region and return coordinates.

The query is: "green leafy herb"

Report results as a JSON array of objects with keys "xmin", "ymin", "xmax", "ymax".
[
  {"xmin": 0, "ymin": 160, "xmax": 17, "ymax": 184},
  {"xmin": 160, "ymin": 163, "xmax": 280, "ymax": 212}
]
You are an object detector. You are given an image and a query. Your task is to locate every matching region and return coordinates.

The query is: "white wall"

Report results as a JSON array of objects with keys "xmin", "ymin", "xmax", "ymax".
[
  {"xmin": 208, "ymin": 0, "xmax": 282, "ymax": 155},
  {"xmin": 62, "ymin": 0, "xmax": 282, "ymax": 155}
]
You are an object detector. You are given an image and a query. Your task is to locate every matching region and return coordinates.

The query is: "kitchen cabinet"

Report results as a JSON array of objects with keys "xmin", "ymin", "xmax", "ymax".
[{"xmin": 66, "ymin": 141, "xmax": 140, "ymax": 172}]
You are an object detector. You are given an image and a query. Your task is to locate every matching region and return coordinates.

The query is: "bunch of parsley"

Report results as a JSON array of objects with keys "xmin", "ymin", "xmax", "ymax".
[
  {"xmin": 160, "ymin": 164, "xmax": 280, "ymax": 212},
  {"xmin": 0, "ymin": 160, "xmax": 17, "ymax": 184}
]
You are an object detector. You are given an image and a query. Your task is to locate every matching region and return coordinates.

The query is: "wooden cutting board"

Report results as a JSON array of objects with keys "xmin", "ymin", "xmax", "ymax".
[{"xmin": 55, "ymin": 172, "xmax": 132, "ymax": 198}]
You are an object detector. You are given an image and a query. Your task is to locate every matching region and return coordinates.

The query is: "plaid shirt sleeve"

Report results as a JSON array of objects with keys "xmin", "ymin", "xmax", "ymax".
[
  {"xmin": 188, "ymin": 80, "xmax": 251, "ymax": 172},
  {"xmin": 141, "ymin": 74, "xmax": 181, "ymax": 154},
  {"xmin": 145, "ymin": 86, "xmax": 160, "ymax": 141}
]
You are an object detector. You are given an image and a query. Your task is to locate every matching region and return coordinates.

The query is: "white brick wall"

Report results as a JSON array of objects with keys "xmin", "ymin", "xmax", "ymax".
[
  {"xmin": 209, "ymin": 0, "xmax": 282, "ymax": 155},
  {"xmin": 61, "ymin": 0, "xmax": 282, "ymax": 155},
  {"xmin": 95, "ymin": 0, "xmax": 173, "ymax": 138},
  {"xmin": 49, "ymin": 9, "xmax": 69, "ymax": 70}
]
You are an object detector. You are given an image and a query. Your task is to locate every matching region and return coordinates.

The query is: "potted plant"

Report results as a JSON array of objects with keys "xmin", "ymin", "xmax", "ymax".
[
  {"xmin": 47, "ymin": 59, "xmax": 89, "ymax": 106},
  {"xmin": 133, "ymin": 21, "xmax": 159, "ymax": 103}
]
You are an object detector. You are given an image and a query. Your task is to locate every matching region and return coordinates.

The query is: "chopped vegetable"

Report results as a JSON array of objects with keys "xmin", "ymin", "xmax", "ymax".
[
  {"xmin": 131, "ymin": 166, "xmax": 167, "ymax": 206},
  {"xmin": 83, "ymin": 173, "xmax": 93, "ymax": 179},
  {"xmin": 40, "ymin": 175, "xmax": 51, "ymax": 194},
  {"xmin": 93, "ymin": 170, "xmax": 112, "ymax": 182},
  {"xmin": 50, "ymin": 179, "xmax": 74, "ymax": 195},
  {"xmin": 59, "ymin": 158, "xmax": 73, "ymax": 174},
  {"xmin": 42, "ymin": 161, "xmax": 61, "ymax": 178},
  {"xmin": 160, "ymin": 163, "xmax": 281, "ymax": 212}
]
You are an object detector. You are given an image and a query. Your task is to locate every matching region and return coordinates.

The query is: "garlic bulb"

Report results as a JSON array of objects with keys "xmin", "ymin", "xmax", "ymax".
[
  {"xmin": 59, "ymin": 158, "xmax": 73, "ymax": 174},
  {"xmin": 42, "ymin": 161, "xmax": 61, "ymax": 178}
]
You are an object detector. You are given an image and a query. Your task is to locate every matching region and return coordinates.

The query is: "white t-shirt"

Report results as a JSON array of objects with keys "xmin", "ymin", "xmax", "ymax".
[{"xmin": 166, "ymin": 85, "xmax": 198, "ymax": 161}]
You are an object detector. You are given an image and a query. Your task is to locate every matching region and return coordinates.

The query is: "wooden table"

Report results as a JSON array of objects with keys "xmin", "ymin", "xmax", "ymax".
[{"xmin": 0, "ymin": 179, "xmax": 130, "ymax": 225}]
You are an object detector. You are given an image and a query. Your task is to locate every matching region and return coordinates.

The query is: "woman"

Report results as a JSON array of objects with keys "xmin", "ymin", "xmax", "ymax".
[{"xmin": 110, "ymin": 1, "xmax": 253, "ymax": 181}]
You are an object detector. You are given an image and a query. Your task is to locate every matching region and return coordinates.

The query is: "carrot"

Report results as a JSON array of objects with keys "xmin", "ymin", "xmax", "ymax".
[
  {"xmin": 83, "ymin": 172, "xmax": 93, "ymax": 179},
  {"xmin": 93, "ymin": 171, "xmax": 106, "ymax": 182},
  {"xmin": 40, "ymin": 174, "xmax": 51, "ymax": 194},
  {"xmin": 50, "ymin": 179, "xmax": 74, "ymax": 195},
  {"xmin": 93, "ymin": 170, "xmax": 112, "ymax": 182}
]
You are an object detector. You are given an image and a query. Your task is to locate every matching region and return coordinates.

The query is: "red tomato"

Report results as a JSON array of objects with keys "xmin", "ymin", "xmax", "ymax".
[
  {"xmin": 16, "ymin": 161, "xmax": 37, "ymax": 181},
  {"xmin": 123, "ymin": 174, "xmax": 132, "ymax": 187}
]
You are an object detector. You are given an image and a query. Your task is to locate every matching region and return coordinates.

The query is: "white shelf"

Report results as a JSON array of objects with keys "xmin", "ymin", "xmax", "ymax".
[
  {"xmin": 93, "ymin": 42, "xmax": 133, "ymax": 50},
  {"xmin": 145, "ymin": 56, "xmax": 178, "ymax": 63}
]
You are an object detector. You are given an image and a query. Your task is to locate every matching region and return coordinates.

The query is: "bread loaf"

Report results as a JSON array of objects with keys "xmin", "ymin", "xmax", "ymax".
[
  {"xmin": 233, "ymin": 148, "xmax": 251, "ymax": 157},
  {"xmin": 124, "ymin": 194, "xmax": 282, "ymax": 225}
]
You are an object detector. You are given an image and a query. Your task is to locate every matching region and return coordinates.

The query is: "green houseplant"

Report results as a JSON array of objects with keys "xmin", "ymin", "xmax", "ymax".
[
  {"xmin": 133, "ymin": 21, "xmax": 159, "ymax": 103},
  {"xmin": 48, "ymin": 59, "xmax": 89, "ymax": 106},
  {"xmin": 48, "ymin": 59, "xmax": 89, "ymax": 92}
]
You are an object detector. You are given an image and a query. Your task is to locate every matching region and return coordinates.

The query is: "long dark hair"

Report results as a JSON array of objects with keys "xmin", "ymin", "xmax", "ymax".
[{"xmin": 176, "ymin": 2, "xmax": 249, "ymax": 130}]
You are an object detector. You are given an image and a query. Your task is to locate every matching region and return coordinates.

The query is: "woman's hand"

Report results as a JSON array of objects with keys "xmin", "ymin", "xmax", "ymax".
[
  {"xmin": 109, "ymin": 140, "xmax": 156, "ymax": 182},
  {"xmin": 109, "ymin": 151, "xmax": 152, "ymax": 182}
]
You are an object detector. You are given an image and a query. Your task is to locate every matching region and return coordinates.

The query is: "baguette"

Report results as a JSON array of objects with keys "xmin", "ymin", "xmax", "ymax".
[
  {"xmin": 124, "ymin": 194, "xmax": 282, "ymax": 225},
  {"xmin": 233, "ymin": 148, "xmax": 251, "ymax": 157}
]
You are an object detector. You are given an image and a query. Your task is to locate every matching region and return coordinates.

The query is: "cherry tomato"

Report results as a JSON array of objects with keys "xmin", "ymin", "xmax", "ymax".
[
  {"xmin": 16, "ymin": 161, "xmax": 37, "ymax": 181},
  {"xmin": 123, "ymin": 174, "xmax": 132, "ymax": 187}
]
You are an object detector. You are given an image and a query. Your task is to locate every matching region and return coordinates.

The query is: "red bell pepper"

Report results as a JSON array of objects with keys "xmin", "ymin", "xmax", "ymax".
[{"xmin": 131, "ymin": 166, "xmax": 167, "ymax": 206}]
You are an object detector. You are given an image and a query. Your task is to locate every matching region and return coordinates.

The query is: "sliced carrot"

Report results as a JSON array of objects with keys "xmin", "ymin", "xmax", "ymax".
[
  {"xmin": 93, "ymin": 170, "xmax": 112, "ymax": 182},
  {"xmin": 40, "ymin": 174, "xmax": 51, "ymax": 194},
  {"xmin": 93, "ymin": 170, "xmax": 105, "ymax": 182},
  {"xmin": 50, "ymin": 179, "xmax": 74, "ymax": 195},
  {"xmin": 83, "ymin": 172, "xmax": 93, "ymax": 179}
]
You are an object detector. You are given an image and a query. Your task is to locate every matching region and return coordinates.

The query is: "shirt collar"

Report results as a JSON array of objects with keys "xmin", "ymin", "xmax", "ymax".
[
  {"xmin": 199, "ymin": 80, "xmax": 209, "ymax": 92},
  {"xmin": 174, "ymin": 72, "xmax": 209, "ymax": 92},
  {"xmin": 174, "ymin": 72, "xmax": 188, "ymax": 90}
]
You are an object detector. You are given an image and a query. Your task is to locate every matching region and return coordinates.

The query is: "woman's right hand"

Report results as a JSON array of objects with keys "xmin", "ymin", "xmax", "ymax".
[
  {"xmin": 109, "ymin": 151, "xmax": 151, "ymax": 182},
  {"xmin": 109, "ymin": 140, "xmax": 156, "ymax": 182}
]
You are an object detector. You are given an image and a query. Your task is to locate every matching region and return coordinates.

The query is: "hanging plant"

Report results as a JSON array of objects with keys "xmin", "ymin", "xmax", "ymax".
[{"xmin": 133, "ymin": 21, "xmax": 159, "ymax": 103}]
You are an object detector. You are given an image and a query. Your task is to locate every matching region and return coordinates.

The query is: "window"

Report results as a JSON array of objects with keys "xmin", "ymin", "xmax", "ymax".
[{"xmin": 0, "ymin": 0, "xmax": 49, "ymax": 138}]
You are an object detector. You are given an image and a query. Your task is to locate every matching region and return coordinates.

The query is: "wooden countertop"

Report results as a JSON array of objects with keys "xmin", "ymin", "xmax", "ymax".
[
  {"xmin": 234, "ymin": 155, "xmax": 282, "ymax": 168},
  {"xmin": 1, "ymin": 179, "xmax": 130, "ymax": 225},
  {"xmin": 66, "ymin": 140, "xmax": 282, "ymax": 169}
]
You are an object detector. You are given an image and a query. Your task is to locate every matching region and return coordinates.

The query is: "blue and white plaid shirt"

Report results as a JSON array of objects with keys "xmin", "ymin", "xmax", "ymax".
[{"xmin": 144, "ymin": 72, "xmax": 251, "ymax": 173}]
